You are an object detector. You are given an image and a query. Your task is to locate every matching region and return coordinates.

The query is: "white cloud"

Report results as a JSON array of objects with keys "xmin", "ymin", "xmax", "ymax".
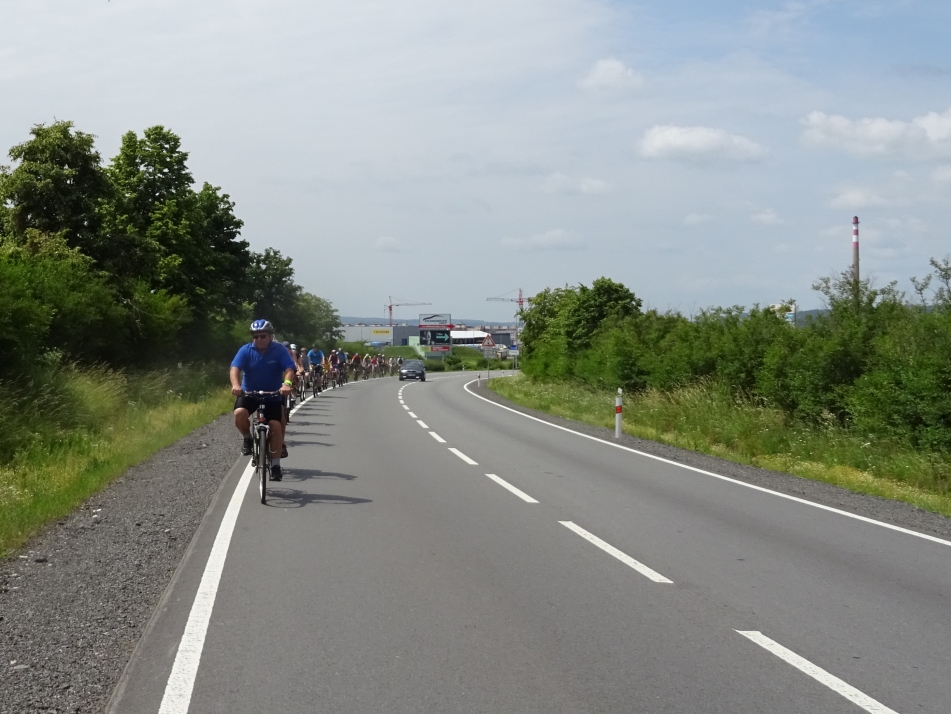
[
  {"xmin": 640, "ymin": 125, "xmax": 766, "ymax": 162},
  {"xmin": 580, "ymin": 177, "xmax": 609, "ymax": 194},
  {"xmin": 579, "ymin": 58, "xmax": 643, "ymax": 90},
  {"xmin": 373, "ymin": 236, "xmax": 409, "ymax": 252},
  {"xmin": 801, "ymin": 107, "xmax": 951, "ymax": 158},
  {"xmin": 540, "ymin": 172, "xmax": 609, "ymax": 194},
  {"xmin": 828, "ymin": 188, "xmax": 890, "ymax": 210},
  {"xmin": 540, "ymin": 172, "xmax": 572, "ymax": 193},
  {"xmin": 501, "ymin": 228, "xmax": 585, "ymax": 251},
  {"xmin": 933, "ymin": 165, "xmax": 951, "ymax": 182},
  {"xmin": 683, "ymin": 213, "xmax": 714, "ymax": 226},
  {"xmin": 750, "ymin": 1, "xmax": 810, "ymax": 34},
  {"xmin": 886, "ymin": 216, "xmax": 928, "ymax": 232},
  {"xmin": 750, "ymin": 208, "xmax": 782, "ymax": 225}
]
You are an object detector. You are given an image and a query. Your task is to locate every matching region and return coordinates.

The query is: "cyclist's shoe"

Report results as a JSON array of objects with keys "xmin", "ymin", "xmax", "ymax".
[
  {"xmin": 271, "ymin": 465, "xmax": 283, "ymax": 481},
  {"xmin": 241, "ymin": 437, "xmax": 253, "ymax": 456},
  {"xmin": 281, "ymin": 443, "xmax": 289, "ymax": 458}
]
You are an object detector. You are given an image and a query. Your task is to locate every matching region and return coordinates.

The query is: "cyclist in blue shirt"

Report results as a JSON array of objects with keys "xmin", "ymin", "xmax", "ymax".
[
  {"xmin": 307, "ymin": 346, "xmax": 324, "ymax": 392},
  {"xmin": 230, "ymin": 319, "xmax": 296, "ymax": 481}
]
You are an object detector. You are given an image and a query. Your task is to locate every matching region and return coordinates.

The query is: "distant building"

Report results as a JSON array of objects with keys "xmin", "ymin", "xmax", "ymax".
[{"xmin": 341, "ymin": 324, "xmax": 420, "ymax": 346}]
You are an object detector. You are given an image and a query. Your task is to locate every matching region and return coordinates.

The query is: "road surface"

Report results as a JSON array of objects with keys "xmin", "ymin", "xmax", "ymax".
[{"xmin": 107, "ymin": 372, "xmax": 951, "ymax": 714}]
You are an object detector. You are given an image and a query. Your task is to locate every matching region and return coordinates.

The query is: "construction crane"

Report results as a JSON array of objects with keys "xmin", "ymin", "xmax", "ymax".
[
  {"xmin": 385, "ymin": 296, "xmax": 431, "ymax": 327},
  {"xmin": 486, "ymin": 288, "xmax": 525, "ymax": 348}
]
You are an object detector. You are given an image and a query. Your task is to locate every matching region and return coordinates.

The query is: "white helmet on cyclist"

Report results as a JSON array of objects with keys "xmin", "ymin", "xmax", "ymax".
[{"xmin": 250, "ymin": 319, "xmax": 274, "ymax": 333}]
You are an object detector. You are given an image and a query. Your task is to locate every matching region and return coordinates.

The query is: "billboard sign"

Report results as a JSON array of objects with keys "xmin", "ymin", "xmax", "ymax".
[
  {"xmin": 419, "ymin": 313, "xmax": 453, "ymax": 328},
  {"xmin": 419, "ymin": 312, "xmax": 452, "ymax": 356},
  {"xmin": 419, "ymin": 328, "xmax": 451, "ymax": 346}
]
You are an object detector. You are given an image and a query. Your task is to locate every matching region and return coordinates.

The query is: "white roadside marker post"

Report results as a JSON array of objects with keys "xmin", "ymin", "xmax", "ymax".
[{"xmin": 615, "ymin": 388, "xmax": 623, "ymax": 439}]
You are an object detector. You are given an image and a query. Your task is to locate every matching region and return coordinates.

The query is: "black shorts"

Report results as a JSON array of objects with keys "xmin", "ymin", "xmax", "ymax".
[
  {"xmin": 234, "ymin": 396, "xmax": 283, "ymax": 423},
  {"xmin": 314, "ymin": 364, "xmax": 323, "ymax": 374}
]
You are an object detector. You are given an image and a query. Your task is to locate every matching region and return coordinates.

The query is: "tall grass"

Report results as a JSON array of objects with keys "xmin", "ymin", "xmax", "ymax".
[
  {"xmin": 0, "ymin": 363, "xmax": 231, "ymax": 554},
  {"xmin": 489, "ymin": 375, "xmax": 951, "ymax": 518}
]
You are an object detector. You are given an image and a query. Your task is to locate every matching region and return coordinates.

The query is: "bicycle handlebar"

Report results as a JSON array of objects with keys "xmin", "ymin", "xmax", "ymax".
[{"xmin": 242, "ymin": 390, "xmax": 282, "ymax": 397}]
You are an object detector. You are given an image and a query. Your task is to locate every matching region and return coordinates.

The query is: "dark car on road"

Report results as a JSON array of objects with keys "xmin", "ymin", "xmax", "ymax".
[{"xmin": 399, "ymin": 359, "xmax": 426, "ymax": 381}]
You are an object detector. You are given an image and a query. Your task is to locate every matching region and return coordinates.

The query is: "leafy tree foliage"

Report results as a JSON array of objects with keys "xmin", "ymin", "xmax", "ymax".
[
  {"xmin": 0, "ymin": 120, "xmax": 340, "ymax": 377},
  {"xmin": 520, "ymin": 268, "xmax": 951, "ymax": 451},
  {"xmin": 0, "ymin": 122, "xmax": 110, "ymax": 260}
]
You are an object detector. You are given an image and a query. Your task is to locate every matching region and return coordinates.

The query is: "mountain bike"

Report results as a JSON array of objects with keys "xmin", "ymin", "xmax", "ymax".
[
  {"xmin": 245, "ymin": 390, "xmax": 280, "ymax": 504},
  {"xmin": 297, "ymin": 372, "xmax": 306, "ymax": 403}
]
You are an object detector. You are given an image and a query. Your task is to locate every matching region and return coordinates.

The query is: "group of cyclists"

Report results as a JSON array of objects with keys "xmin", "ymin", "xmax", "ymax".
[{"xmin": 230, "ymin": 319, "xmax": 407, "ymax": 480}]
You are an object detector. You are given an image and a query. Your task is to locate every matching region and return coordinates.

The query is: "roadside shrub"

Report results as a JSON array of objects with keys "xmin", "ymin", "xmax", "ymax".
[{"xmin": 518, "ymin": 265, "xmax": 951, "ymax": 453}]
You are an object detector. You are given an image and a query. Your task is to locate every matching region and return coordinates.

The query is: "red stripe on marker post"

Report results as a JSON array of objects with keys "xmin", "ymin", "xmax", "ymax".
[{"xmin": 615, "ymin": 388, "xmax": 623, "ymax": 439}]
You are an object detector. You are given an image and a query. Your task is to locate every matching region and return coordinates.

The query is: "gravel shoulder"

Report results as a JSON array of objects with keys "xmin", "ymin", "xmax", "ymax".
[
  {"xmin": 475, "ymin": 381, "xmax": 951, "ymax": 542},
  {"xmin": 0, "ymin": 414, "xmax": 240, "ymax": 714}
]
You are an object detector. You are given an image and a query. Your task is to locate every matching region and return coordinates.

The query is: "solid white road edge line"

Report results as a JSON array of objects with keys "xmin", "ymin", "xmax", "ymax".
[
  {"xmin": 158, "ymin": 391, "xmax": 315, "ymax": 713},
  {"xmin": 464, "ymin": 380, "xmax": 951, "ymax": 549},
  {"xmin": 158, "ymin": 462, "xmax": 254, "ymax": 714},
  {"xmin": 449, "ymin": 447, "xmax": 478, "ymax": 465},
  {"xmin": 486, "ymin": 474, "xmax": 539, "ymax": 503},
  {"xmin": 559, "ymin": 521, "xmax": 673, "ymax": 583},
  {"xmin": 735, "ymin": 631, "xmax": 899, "ymax": 714},
  {"xmin": 289, "ymin": 394, "xmax": 314, "ymax": 416},
  {"xmin": 429, "ymin": 432, "xmax": 446, "ymax": 443},
  {"xmin": 408, "ymin": 411, "xmax": 418, "ymax": 418},
  {"xmin": 416, "ymin": 419, "xmax": 429, "ymax": 429}
]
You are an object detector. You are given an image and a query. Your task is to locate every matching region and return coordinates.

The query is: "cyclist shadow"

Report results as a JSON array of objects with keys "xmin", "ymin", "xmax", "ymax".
[
  {"xmin": 264, "ymin": 489, "xmax": 370, "ymax": 509},
  {"xmin": 285, "ymin": 438, "xmax": 333, "ymax": 447},
  {"xmin": 283, "ymin": 468, "xmax": 355, "ymax": 482}
]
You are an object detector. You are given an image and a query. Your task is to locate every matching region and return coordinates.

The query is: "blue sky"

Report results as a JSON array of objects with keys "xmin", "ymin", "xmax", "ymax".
[{"xmin": 2, "ymin": 0, "xmax": 951, "ymax": 320}]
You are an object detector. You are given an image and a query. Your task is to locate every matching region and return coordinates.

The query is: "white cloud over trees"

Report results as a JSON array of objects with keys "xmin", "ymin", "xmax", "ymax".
[
  {"xmin": 802, "ymin": 108, "xmax": 951, "ymax": 158},
  {"xmin": 640, "ymin": 125, "xmax": 766, "ymax": 162}
]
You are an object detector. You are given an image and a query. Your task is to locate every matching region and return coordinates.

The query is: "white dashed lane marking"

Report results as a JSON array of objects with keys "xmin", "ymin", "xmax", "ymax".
[
  {"xmin": 416, "ymin": 420, "xmax": 429, "ymax": 429},
  {"xmin": 407, "ymin": 412, "xmax": 418, "ymax": 418},
  {"xmin": 429, "ymin": 432, "xmax": 446, "ymax": 443},
  {"xmin": 736, "ymin": 631, "xmax": 899, "ymax": 714},
  {"xmin": 485, "ymin": 474, "xmax": 539, "ymax": 503},
  {"xmin": 448, "ymin": 448, "xmax": 478, "ymax": 465},
  {"xmin": 559, "ymin": 521, "xmax": 672, "ymax": 584}
]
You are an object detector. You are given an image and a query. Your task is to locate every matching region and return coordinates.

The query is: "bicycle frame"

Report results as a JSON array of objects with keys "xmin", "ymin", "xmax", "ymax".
[{"xmin": 244, "ymin": 390, "xmax": 280, "ymax": 503}]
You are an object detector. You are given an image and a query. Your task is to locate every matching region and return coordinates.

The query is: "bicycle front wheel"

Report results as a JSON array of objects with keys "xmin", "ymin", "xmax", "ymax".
[{"xmin": 258, "ymin": 429, "xmax": 268, "ymax": 504}]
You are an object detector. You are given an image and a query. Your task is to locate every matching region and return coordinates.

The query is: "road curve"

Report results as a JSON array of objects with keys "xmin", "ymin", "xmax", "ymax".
[{"xmin": 108, "ymin": 372, "xmax": 951, "ymax": 714}]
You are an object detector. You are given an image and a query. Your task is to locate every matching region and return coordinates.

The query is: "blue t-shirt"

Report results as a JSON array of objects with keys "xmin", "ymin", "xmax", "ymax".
[
  {"xmin": 231, "ymin": 341, "xmax": 296, "ymax": 397},
  {"xmin": 307, "ymin": 349, "xmax": 324, "ymax": 365}
]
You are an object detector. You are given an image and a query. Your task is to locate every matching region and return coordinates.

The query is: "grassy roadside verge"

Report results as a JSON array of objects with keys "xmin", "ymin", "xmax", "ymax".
[
  {"xmin": 0, "ymin": 366, "xmax": 233, "ymax": 556},
  {"xmin": 489, "ymin": 375, "xmax": 951, "ymax": 519}
]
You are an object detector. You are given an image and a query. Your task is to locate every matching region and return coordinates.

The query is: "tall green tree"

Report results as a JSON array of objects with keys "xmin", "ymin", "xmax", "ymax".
[
  {"xmin": 0, "ymin": 121, "xmax": 111, "ymax": 260},
  {"xmin": 245, "ymin": 247, "xmax": 302, "ymax": 329},
  {"xmin": 104, "ymin": 126, "xmax": 249, "ymax": 321}
]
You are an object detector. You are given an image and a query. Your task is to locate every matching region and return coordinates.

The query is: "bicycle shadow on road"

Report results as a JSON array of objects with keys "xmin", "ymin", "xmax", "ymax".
[
  {"xmin": 283, "ymin": 468, "xmax": 355, "ymax": 482},
  {"xmin": 264, "ymin": 489, "xmax": 371, "ymax": 509},
  {"xmin": 285, "ymin": 438, "xmax": 333, "ymax": 447}
]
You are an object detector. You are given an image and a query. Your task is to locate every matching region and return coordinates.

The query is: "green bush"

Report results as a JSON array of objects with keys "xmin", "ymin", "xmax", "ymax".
[{"xmin": 519, "ymin": 266, "xmax": 951, "ymax": 453}]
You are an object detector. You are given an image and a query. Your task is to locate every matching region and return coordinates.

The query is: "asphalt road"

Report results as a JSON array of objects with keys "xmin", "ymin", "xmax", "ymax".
[{"xmin": 108, "ymin": 372, "xmax": 951, "ymax": 714}]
